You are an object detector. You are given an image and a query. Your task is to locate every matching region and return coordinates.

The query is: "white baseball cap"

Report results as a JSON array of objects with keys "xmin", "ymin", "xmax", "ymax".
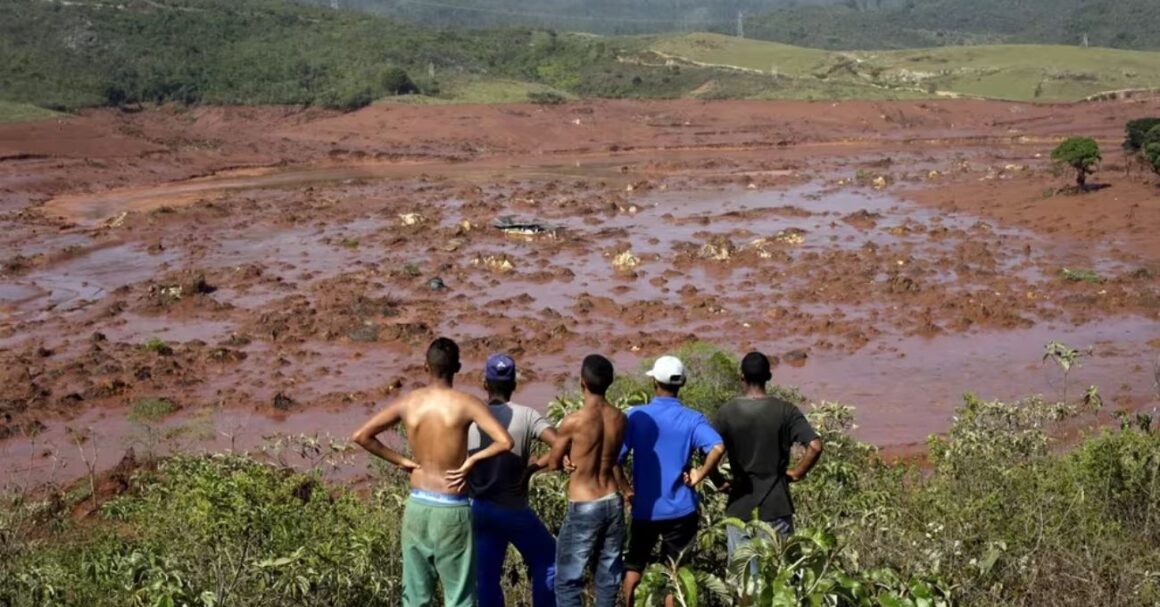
[{"xmin": 646, "ymin": 355, "xmax": 686, "ymax": 386}]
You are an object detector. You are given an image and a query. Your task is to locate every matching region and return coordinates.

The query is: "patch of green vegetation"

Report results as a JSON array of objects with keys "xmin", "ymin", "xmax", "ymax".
[
  {"xmin": 129, "ymin": 398, "xmax": 178, "ymax": 422},
  {"xmin": 339, "ymin": 238, "xmax": 360, "ymax": 249},
  {"xmin": 0, "ymin": 100, "xmax": 61, "ymax": 123},
  {"xmin": 1059, "ymin": 267, "xmax": 1104, "ymax": 283},
  {"xmin": 141, "ymin": 337, "xmax": 173, "ymax": 355}
]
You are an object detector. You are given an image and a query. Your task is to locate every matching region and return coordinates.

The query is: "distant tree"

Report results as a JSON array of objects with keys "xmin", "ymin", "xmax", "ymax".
[
  {"xmin": 1051, "ymin": 137, "xmax": 1101, "ymax": 189},
  {"xmin": 1122, "ymin": 118, "xmax": 1160, "ymax": 176},
  {"xmin": 1124, "ymin": 118, "xmax": 1160, "ymax": 153},
  {"xmin": 1144, "ymin": 125, "xmax": 1160, "ymax": 177}
]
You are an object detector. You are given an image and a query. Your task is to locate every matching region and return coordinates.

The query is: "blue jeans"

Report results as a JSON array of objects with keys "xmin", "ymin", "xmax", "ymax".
[
  {"xmin": 555, "ymin": 493, "xmax": 625, "ymax": 607},
  {"xmin": 726, "ymin": 515, "xmax": 793, "ymax": 576},
  {"xmin": 471, "ymin": 499, "xmax": 557, "ymax": 607}
]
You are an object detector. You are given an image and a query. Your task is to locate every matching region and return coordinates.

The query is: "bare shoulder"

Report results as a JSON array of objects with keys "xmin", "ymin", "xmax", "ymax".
[
  {"xmin": 556, "ymin": 410, "xmax": 582, "ymax": 432},
  {"xmin": 452, "ymin": 389, "xmax": 487, "ymax": 414}
]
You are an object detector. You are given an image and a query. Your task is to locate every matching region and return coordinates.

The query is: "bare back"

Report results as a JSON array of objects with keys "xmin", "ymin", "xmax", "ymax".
[
  {"xmin": 559, "ymin": 400, "xmax": 627, "ymax": 501},
  {"xmin": 398, "ymin": 386, "xmax": 482, "ymax": 493}
]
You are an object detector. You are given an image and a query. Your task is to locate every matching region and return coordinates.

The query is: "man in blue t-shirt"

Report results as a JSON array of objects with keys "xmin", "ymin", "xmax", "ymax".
[{"xmin": 620, "ymin": 355, "xmax": 726, "ymax": 605}]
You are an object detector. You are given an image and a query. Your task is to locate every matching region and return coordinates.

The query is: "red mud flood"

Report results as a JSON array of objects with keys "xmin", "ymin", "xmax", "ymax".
[{"xmin": 2, "ymin": 99, "xmax": 1159, "ymax": 486}]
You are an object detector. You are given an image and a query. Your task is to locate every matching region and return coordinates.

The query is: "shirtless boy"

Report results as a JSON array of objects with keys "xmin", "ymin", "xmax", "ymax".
[
  {"xmin": 547, "ymin": 354, "xmax": 629, "ymax": 607},
  {"xmin": 352, "ymin": 337, "xmax": 514, "ymax": 607}
]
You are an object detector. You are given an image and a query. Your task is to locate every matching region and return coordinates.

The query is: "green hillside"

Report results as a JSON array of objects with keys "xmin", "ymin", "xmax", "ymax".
[
  {"xmin": 3, "ymin": 0, "xmax": 1159, "ymax": 114},
  {"xmin": 0, "ymin": 100, "xmax": 62, "ymax": 123},
  {"xmin": 643, "ymin": 33, "xmax": 1160, "ymax": 101},
  {"xmin": 746, "ymin": 0, "xmax": 1160, "ymax": 51}
]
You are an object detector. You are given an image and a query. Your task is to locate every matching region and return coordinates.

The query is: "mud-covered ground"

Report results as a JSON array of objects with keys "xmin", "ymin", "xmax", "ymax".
[{"xmin": 2, "ymin": 98, "xmax": 1159, "ymax": 485}]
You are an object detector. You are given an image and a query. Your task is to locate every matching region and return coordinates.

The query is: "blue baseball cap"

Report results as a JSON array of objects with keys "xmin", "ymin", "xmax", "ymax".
[{"xmin": 484, "ymin": 354, "xmax": 516, "ymax": 382}]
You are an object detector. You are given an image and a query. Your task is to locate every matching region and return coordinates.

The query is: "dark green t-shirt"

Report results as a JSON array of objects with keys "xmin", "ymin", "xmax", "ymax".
[{"xmin": 714, "ymin": 396, "xmax": 819, "ymax": 521}]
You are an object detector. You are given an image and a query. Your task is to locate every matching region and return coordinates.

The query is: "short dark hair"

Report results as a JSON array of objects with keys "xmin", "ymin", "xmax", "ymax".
[
  {"xmin": 485, "ymin": 378, "xmax": 516, "ymax": 399},
  {"xmin": 581, "ymin": 354, "xmax": 614, "ymax": 396},
  {"xmin": 426, "ymin": 337, "xmax": 461, "ymax": 379},
  {"xmin": 655, "ymin": 381, "xmax": 681, "ymax": 396},
  {"xmin": 740, "ymin": 351, "xmax": 772, "ymax": 385}
]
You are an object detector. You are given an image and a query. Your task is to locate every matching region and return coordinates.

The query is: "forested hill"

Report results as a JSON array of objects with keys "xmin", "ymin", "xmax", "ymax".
[
  {"xmin": 300, "ymin": 0, "xmax": 1160, "ymax": 51},
  {"xmin": 746, "ymin": 0, "xmax": 1160, "ymax": 50}
]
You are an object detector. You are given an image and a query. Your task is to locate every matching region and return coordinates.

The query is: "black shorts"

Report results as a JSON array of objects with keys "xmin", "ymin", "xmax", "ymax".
[{"xmin": 624, "ymin": 512, "xmax": 699, "ymax": 573}]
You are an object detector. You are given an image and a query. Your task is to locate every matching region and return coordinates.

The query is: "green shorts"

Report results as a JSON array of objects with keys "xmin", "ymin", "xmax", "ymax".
[{"xmin": 402, "ymin": 491, "xmax": 476, "ymax": 607}]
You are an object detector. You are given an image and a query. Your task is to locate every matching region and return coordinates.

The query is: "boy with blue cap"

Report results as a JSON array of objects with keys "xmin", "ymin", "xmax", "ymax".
[{"xmin": 466, "ymin": 354, "xmax": 560, "ymax": 607}]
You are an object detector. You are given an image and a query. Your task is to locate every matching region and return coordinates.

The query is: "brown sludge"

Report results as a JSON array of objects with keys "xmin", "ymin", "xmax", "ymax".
[{"xmin": 1, "ymin": 98, "xmax": 1158, "ymax": 482}]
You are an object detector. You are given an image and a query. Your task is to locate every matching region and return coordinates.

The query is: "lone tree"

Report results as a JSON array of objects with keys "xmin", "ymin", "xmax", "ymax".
[{"xmin": 1051, "ymin": 137, "xmax": 1101, "ymax": 190}]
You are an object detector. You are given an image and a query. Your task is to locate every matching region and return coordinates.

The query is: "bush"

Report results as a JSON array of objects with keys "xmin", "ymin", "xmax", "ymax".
[
  {"xmin": 378, "ymin": 66, "xmax": 419, "ymax": 96},
  {"xmin": 1051, "ymin": 136, "xmax": 1101, "ymax": 189},
  {"xmin": 1124, "ymin": 117, "xmax": 1160, "ymax": 152},
  {"xmin": 527, "ymin": 91, "xmax": 566, "ymax": 105},
  {"xmin": 1144, "ymin": 124, "xmax": 1160, "ymax": 176},
  {"xmin": 2, "ymin": 455, "xmax": 408, "ymax": 607}
]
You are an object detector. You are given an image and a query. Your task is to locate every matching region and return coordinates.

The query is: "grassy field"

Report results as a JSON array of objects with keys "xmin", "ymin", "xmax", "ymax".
[
  {"xmin": 643, "ymin": 33, "xmax": 1160, "ymax": 101},
  {"xmin": 869, "ymin": 44, "xmax": 1160, "ymax": 100},
  {"xmin": 0, "ymin": 100, "xmax": 61, "ymax": 123}
]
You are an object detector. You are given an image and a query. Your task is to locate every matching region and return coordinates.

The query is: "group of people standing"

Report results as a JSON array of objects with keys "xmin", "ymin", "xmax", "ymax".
[{"xmin": 352, "ymin": 337, "xmax": 825, "ymax": 607}]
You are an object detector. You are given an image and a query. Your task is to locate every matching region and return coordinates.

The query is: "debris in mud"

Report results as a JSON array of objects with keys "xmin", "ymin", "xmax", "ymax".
[
  {"xmin": 473, "ymin": 254, "xmax": 516, "ymax": 273},
  {"xmin": 886, "ymin": 274, "xmax": 922, "ymax": 294},
  {"xmin": 612, "ymin": 250, "xmax": 640, "ymax": 270},
  {"xmin": 439, "ymin": 238, "xmax": 466, "ymax": 252},
  {"xmin": 0, "ymin": 418, "xmax": 46, "ymax": 441},
  {"xmin": 143, "ymin": 271, "xmax": 218, "ymax": 310},
  {"xmin": 426, "ymin": 277, "xmax": 448, "ymax": 291},
  {"xmin": 784, "ymin": 349, "xmax": 809, "ymax": 367},
  {"xmin": 774, "ymin": 229, "xmax": 806, "ymax": 246},
  {"xmin": 492, "ymin": 216, "xmax": 560, "ymax": 237},
  {"xmin": 207, "ymin": 348, "xmax": 247, "ymax": 364},
  {"xmin": 348, "ymin": 324, "xmax": 381, "ymax": 343},
  {"xmin": 398, "ymin": 212, "xmax": 425, "ymax": 226},
  {"xmin": 843, "ymin": 209, "xmax": 884, "ymax": 229},
  {"xmin": 272, "ymin": 392, "xmax": 296, "ymax": 411},
  {"xmin": 222, "ymin": 333, "xmax": 252, "ymax": 347},
  {"xmin": 698, "ymin": 236, "xmax": 737, "ymax": 261}
]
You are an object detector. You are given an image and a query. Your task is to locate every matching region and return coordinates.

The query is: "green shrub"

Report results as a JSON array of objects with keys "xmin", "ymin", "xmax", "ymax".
[
  {"xmin": 142, "ymin": 337, "xmax": 173, "ymax": 355},
  {"xmin": 377, "ymin": 66, "xmax": 419, "ymax": 96},
  {"xmin": 2, "ymin": 455, "xmax": 407, "ymax": 607},
  {"xmin": 128, "ymin": 398, "xmax": 177, "ymax": 422},
  {"xmin": 1144, "ymin": 124, "xmax": 1160, "ymax": 176},
  {"xmin": 1124, "ymin": 117, "xmax": 1160, "ymax": 152},
  {"xmin": 1051, "ymin": 136, "xmax": 1101, "ymax": 189},
  {"xmin": 1059, "ymin": 267, "xmax": 1103, "ymax": 283},
  {"xmin": 527, "ymin": 91, "xmax": 566, "ymax": 105}
]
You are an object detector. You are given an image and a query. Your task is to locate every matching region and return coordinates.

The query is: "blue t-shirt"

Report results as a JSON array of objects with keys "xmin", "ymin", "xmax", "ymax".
[{"xmin": 620, "ymin": 396, "xmax": 724, "ymax": 521}]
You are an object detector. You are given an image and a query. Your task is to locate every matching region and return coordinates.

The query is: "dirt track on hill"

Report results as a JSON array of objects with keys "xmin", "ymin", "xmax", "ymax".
[{"xmin": 2, "ymin": 98, "xmax": 1158, "ymax": 483}]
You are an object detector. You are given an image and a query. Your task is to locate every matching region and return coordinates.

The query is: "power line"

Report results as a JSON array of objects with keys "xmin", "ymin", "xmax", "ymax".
[{"xmin": 387, "ymin": 0, "xmax": 733, "ymax": 26}]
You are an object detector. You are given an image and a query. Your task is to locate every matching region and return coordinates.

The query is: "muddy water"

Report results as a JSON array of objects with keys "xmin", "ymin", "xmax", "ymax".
[{"xmin": 4, "ymin": 156, "xmax": 1159, "ymax": 487}]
